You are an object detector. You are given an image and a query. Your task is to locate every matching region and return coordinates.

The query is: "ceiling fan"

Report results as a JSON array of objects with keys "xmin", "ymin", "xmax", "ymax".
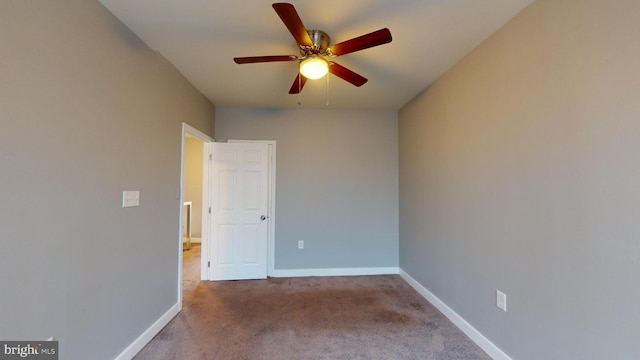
[{"xmin": 233, "ymin": 2, "xmax": 392, "ymax": 94}]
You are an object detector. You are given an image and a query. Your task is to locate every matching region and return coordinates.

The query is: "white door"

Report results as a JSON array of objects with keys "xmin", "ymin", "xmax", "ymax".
[{"xmin": 208, "ymin": 142, "xmax": 269, "ymax": 280}]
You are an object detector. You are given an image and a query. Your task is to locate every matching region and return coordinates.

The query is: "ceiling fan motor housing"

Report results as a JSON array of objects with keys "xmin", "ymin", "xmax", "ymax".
[{"xmin": 302, "ymin": 30, "xmax": 331, "ymax": 56}]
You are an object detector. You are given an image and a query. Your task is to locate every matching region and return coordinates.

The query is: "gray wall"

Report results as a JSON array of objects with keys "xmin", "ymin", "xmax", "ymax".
[
  {"xmin": 399, "ymin": 0, "xmax": 640, "ymax": 359},
  {"xmin": 0, "ymin": 1, "xmax": 214, "ymax": 359},
  {"xmin": 215, "ymin": 107, "xmax": 398, "ymax": 270}
]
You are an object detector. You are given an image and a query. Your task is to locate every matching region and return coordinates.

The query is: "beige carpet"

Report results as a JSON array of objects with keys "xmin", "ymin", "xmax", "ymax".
[{"xmin": 135, "ymin": 249, "xmax": 490, "ymax": 360}]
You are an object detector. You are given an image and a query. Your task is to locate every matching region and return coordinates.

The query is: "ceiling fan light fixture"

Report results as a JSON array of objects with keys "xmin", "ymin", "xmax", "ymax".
[
  {"xmin": 234, "ymin": 3, "xmax": 392, "ymax": 94},
  {"xmin": 299, "ymin": 56, "xmax": 328, "ymax": 79}
]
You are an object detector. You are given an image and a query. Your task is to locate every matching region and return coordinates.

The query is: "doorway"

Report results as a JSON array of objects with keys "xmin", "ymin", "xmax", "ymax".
[
  {"xmin": 178, "ymin": 124, "xmax": 212, "ymax": 307},
  {"xmin": 178, "ymin": 132, "xmax": 277, "ymax": 295}
]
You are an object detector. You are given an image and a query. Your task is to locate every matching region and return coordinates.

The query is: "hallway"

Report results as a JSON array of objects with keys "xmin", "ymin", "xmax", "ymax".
[{"xmin": 182, "ymin": 243, "xmax": 201, "ymax": 302}]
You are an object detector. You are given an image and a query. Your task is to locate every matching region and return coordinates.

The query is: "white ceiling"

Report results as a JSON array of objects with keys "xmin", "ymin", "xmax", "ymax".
[{"xmin": 99, "ymin": 0, "xmax": 532, "ymax": 111}]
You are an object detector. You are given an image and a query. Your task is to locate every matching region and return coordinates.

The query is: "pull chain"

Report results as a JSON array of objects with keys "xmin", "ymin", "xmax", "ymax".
[
  {"xmin": 297, "ymin": 73, "xmax": 302, "ymax": 106},
  {"xmin": 325, "ymin": 71, "xmax": 330, "ymax": 107}
]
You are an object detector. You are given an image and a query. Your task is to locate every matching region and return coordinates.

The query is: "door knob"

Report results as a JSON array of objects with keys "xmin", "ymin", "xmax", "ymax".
[{"xmin": 260, "ymin": 215, "xmax": 267, "ymax": 221}]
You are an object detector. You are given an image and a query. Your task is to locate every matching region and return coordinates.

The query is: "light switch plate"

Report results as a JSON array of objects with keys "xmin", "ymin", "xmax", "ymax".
[
  {"xmin": 122, "ymin": 191, "xmax": 140, "ymax": 208},
  {"xmin": 496, "ymin": 290, "xmax": 507, "ymax": 312}
]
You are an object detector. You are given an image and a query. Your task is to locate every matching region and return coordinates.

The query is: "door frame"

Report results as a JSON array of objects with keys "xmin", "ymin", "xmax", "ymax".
[{"xmin": 178, "ymin": 123, "xmax": 213, "ymax": 309}]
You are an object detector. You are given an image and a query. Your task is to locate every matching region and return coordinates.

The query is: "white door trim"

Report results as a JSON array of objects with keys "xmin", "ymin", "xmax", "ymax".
[
  {"xmin": 179, "ymin": 123, "xmax": 213, "ymax": 309},
  {"xmin": 228, "ymin": 140, "xmax": 276, "ymax": 277}
]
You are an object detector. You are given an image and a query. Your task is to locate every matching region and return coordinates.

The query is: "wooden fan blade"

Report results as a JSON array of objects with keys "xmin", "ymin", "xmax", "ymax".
[
  {"xmin": 234, "ymin": 55, "xmax": 297, "ymax": 64},
  {"xmin": 328, "ymin": 62, "xmax": 368, "ymax": 87},
  {"xmin": 272, "ymin": 3, "xmax": 313, "ymax": 47},
  {"xmin": 288, "ymin": 73, "xmax": 308, "ymax": 94},
  {"xmin": 327, "ymin": 28, "xmax": 392, "ymax": 56}
]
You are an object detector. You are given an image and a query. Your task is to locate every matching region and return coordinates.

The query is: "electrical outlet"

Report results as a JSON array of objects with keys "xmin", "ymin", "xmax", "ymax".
[
  {"xmin": 496, "ymin": 290, "xmax": 507, "ymax": 312},
  {"xmin": 298, "ymin": 240, "xmax": 304, "ymax": 249}
]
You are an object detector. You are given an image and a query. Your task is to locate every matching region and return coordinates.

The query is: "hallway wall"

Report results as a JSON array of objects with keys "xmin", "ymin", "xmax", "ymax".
[{"xmin": 184, "ymin": 137, "xmax": 204, "ymax": 239}]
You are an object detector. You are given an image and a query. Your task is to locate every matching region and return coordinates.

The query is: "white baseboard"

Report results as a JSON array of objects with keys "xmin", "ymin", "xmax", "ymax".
[
  {"xmin": 271, "ymin": 267, "xmax": 399, "ymax": 278},
  {"xmin": 115, "ymin": 302, "xmax": 180, "ymax": 360},
  {"xmin": 399, "ymin": 269, "xmax": 512, "ymax": 360}
]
